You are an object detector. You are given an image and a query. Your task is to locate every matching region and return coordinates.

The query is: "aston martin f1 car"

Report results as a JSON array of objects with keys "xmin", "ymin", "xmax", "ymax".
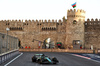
[{"xmin": 32, "ymin": 54, "xmax": 59, "ymax": 64}]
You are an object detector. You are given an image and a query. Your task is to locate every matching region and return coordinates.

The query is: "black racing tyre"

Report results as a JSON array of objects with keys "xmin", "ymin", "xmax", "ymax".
[
  {"xmin": 52, "ymin": 57, "xmax": 59, "ymax": 63},
  {"xmin": 53, "ymin": 62, "xmax": 57, "ymax": 64},
  {"xmin": 38, "ymin": 61, "xmax": 42, "ymax": 64},
  {"xmin": 32, "ymin": 56, "xmax": 37, "ymax": 62},
  {"xmin": 38, "ymin": 59, "xmax": 42, "ymax": 64}
]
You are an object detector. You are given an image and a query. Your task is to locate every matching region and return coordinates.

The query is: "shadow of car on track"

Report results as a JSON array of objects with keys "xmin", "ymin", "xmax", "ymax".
[{"xmin": 36, "ymin": 63, "xmax": 59, "ymax": 65}]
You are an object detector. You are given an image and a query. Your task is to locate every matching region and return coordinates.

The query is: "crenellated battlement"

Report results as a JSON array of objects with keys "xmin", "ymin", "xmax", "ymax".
[
  {"xmin": 67, "ymin": 9, "xmax": 86, "ymax": 19},
  {"xmin": 85, "ymin": 18, "xmax": 100, "ymax": 26},
  {"xmin": 0, "ymin": 19, "xmax": 63, "ymax": 23},
  {"xmin": 67, "ymin": 9, "xmax": 86, "ymax": 13},
  {"xmin": 86, "ymin": 18, "xmax": 100, "ymax": 22}
]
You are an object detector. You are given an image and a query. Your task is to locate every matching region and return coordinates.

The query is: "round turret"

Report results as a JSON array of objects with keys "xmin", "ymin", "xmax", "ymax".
[
  {"xmin": 67, "ymin": 9, "xmax": 86, "ymax": 21},
  {"xmin": 65, "ymin": 9, "xmax": 86, "ymax": 49}
]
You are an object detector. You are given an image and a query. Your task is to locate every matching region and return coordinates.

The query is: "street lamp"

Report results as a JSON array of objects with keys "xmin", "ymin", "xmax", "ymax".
[{"xmin": 6, "ymin": 27, "xmax": 10, "ymax": 52}]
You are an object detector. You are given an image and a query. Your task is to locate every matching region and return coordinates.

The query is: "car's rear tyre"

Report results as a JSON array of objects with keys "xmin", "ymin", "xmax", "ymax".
[
  {"xmin": 32, "ymin": 56, "xmax": 37, "ymax": 62},
  {"xmin": 53, "ymin": 62, "xmax": 57, "ymax": 64},
  {"xmin": 39, "ymin": 61, "xmax": 42, "ymax": 64},
  {"xmin": 52, "ymin": 57, "xmax": 59, "ymax": 63}
]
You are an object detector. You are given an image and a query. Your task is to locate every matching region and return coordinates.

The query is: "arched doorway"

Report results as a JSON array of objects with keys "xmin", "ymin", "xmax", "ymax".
[
  {"xmin": 18, "ymin": 40, "xmax": 21, "ymax": 48},
  {"xmin": 73, "ymin": 40, "xmax": 82, "ymax": 49},
  {"xmin": 42, "ymin": 38, "xmax": 55, "ymax": 49}
]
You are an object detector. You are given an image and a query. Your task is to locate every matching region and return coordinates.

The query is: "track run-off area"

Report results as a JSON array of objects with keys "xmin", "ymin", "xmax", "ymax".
[{"xmin": 1, "ymin": 52, "xmax": 100, "ymax": 66}]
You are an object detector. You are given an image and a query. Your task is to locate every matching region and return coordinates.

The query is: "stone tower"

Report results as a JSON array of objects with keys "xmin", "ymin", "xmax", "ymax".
[{"xmin": 65, "ymin": 9, "xmax": 86, "ymax": 48}]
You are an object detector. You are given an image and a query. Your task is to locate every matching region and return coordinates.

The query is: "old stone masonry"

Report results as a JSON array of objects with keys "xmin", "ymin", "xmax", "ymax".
[{"xmin": 0, "ymin": 9, "xmax": 100, "ymax": 49}]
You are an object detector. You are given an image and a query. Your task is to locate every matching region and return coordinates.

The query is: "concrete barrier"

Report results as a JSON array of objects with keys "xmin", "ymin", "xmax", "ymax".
[
  {"xmin": 0, "ymin": 49, "xmax": 19, "ymax": 65},
  {"xmin": 19, "ymin": 49, "xmax": 93, "ymax": 53}
]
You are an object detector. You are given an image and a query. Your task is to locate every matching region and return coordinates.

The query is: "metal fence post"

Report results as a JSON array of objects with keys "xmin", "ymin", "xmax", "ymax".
[
  {"xmin": 16, "ymin": 39, "xmax": 19, "ymax": 49},
  {"xmin": 12, "ymin": 39, "xmax": 14, "ymax": 50},
  {"xmin": 11, "ymin": 37, "xmax": 13, "ymax": 50},
  {"xmin": 0, "ymin": 34, "xmax": 2, "ymax": 54},
  {"xmin": 9, "ymin": 37, "xmax": 11, "ymax": 51},
  {"xmin": 6, "ymin": 31, "xmax": 8, "ymax": 52}
]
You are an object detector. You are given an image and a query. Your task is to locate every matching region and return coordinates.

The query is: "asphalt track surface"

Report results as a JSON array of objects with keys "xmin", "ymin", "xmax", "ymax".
[{"xmin": 1, "ymin": 52, "xmax": 100, "ymax": 66}]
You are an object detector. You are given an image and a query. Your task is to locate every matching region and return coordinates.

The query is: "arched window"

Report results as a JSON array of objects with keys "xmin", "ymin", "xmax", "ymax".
[
  {"xmin": 42, "ymin": 28, "xmax": 44, "ymax": 30},
  {"xmin": 46, "ymin": 28, "xmax": 47, "ymax": 30},
  {"xmin": 50, "ymin": 27, "xmax": 51, "ymax": 30},
  {"xmin": 12, "ymin": 28, "xmax": 13, "ymax": 30},
  {"xmin": 54, "ymin": 28, "xmax": 56, "ymax": 30},
  {"xmin": 8, "ymin": 23, "xmax": 9, "ymax": 25},
  {"xmin": 15, "ymin": 27, "xmax": 17, "ymax": 30},
  {"xmin": 14, "ymin": 27, "xmax": 16, "ymax": 30},
  {"xmin": 73, "ymin": 20, "xmax": 77, "ymax": 24},
  {"xmin": 19, "ymin": 27, "xmax": 20, "ymax": 30},
  {"xmin": 24, "ymin": 23, "xmax": 26, "ymax": 25},
  {"xmin": 21, "ymin": 27, "xmax": 22, "ymax": 30},
  {"xmin": 10, "ymin": 27, "xmax": 11, "ymax": 30},
  {"xmin": 52, "ymin": 28, "xmax": 53, "ymax": 30}
]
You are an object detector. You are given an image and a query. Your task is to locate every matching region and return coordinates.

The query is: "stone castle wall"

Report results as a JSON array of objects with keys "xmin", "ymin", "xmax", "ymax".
[
  {"xmin": 0, "ymin": 9, "xmax": 100, "ymax": 49},
  {"xmin": 85, "ymin": 18, "xmax": 100, "ymax": 49},
  {"xmin": 0, "ymin": 19, "xmax": 66, "ymax": 48}
]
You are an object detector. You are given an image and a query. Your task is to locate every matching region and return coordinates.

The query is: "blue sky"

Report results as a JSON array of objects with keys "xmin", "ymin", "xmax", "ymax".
[{"xmin": 0, "ymin": 0, "xmax": 100, "ymax": 21}]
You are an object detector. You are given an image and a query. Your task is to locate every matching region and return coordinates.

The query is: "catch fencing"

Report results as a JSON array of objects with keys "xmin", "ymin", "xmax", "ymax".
[{"xmin": 0, "ymin": 32, "xmax": 19, "ymax": 64}]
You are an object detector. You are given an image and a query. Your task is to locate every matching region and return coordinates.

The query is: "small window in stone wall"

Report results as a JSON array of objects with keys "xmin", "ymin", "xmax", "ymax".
[
  {"xmin": 24, "ymin": 23, "xmax": 28, "ymax": 25},
  {"xmin": 8, "ymin": 23, "xmax": 9, "ymax": 25},
  {"xmin": 6, "ymin": 23, "xmax": 10, "ymax": 25},
  {"xmin": 73, "ymin": 20, "xmax": 77, "ymax": 24},
  {"xmin": 37, "ymin": 23, "xmax": 41, "ymax": 25},
  {"xmin": 42, "ymin": 27, "xmax": 56, "ymax": 31},
  {"xmin": 10, "ymin": 27, "xmax": 23, "ymax": 30},
  {"xmin": 54, "ymin": 28, "xmax": 56, "ymax": 30},
  {"xmin": 57, "ymin": 23, "xmax": 62, "ymax": 25},
  {"xmin": 24, "ymin": 23, "xmax": 26, "ymax": 25}
]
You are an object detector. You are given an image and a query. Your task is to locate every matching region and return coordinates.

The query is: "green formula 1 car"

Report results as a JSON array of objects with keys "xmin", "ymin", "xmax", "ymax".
[{"xmin": 32, "ymin": 54, "xmax": 59, "ymax": 64}]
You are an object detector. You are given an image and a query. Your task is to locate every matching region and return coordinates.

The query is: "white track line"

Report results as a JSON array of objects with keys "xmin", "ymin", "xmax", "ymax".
[
  {"xmin": 72, "ymin": 54, "xmax": 100, "ymax": 63},
  {"xmin": 4, "ymin": 53, "xmax": 23, "ymax": 66}
]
